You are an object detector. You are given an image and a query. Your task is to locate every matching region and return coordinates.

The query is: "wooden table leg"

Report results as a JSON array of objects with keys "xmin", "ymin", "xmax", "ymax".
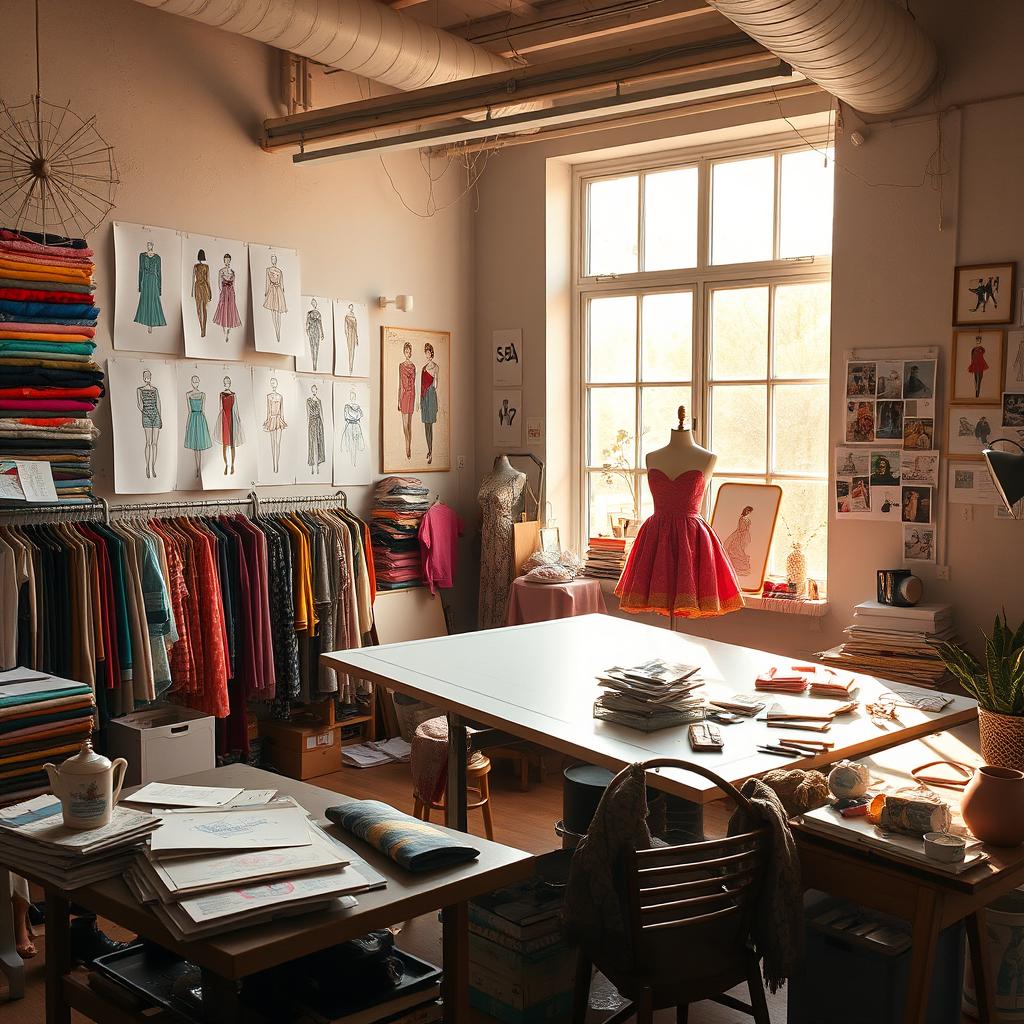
[
  {"xmin": 446, "ymin": 712, "xmax": 468, "ymax": 833},
  {"xmin": 201, "ymin": 969, "xmax": 242, "ymax": 1023},
  {"xmin": 442, "ymin": 901, "xmax": 469, "ymax": 1023},
  {"xmin": 902, "ymin": 889, "xmax": 942, "ymax": 1024},
  {"xmin": 44, "ymin": 888, "xmax": 71, "ymax": 1024},
  {"xmin": 0, "ymin": 869, "xmax": 25, "ymax": 999},
  {"xmin": 966, "ymin": 910, "xmax": 996, "ymax": 1023}
]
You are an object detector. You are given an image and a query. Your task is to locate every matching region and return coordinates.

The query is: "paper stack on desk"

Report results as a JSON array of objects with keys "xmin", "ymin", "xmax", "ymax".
[
  {"xmin": 0, "ymin": 794, "xmax": 160, "ymax": 888},
  {"xmin": 594, "ymin": 659, "xmax": 704, "ymax": 731}
]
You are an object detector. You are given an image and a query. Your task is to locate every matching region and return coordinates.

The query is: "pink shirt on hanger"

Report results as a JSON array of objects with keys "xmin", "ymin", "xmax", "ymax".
[{"xmin": 418, "ymin": 502, "xmax": 464, "ymax": 595}]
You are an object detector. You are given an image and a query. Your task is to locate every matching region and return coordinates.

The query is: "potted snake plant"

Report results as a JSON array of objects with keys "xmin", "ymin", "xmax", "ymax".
[{"xmin": 937, "ymin": 612, "xmax": 1024, "ymax": 769}]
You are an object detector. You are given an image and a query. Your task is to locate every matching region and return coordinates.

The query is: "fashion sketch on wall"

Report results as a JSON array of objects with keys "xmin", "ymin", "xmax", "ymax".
[
  {"xmin": 493, "ymin": 388, "xmax": 523, "ymax": 446},
  {"xmin": 295, "ymin": 295, "xmax": 334, "ymax": 374},
  {"xmin": 333, "ymin": 379, "xmax": 371, "ymax": 486},
  {"xmin": 248, "ymin": 243, "xmax": 303, "ymax": 356},
  {"xmin": 381, "ymin": 326, "xmax": 450, "ymax": 473},
  {"xmin": 182, "ymin": 233, "xmax": 250, "ymax": 361},
  {"xmin": 251, "ymin": 366, "xmax": 300, "ymax": 485},
  {"xmin": 175, "ymin": 361, "xmax": 257, "ymax": 490},
  {"xmin": 113, "ymin": 222, "xmax": 183, "ymax": 354},
  {"xmin": 334, "ymin": 299, "xmax": 370, "ymax": 378},
  {"xmin": 295, "ymin": 375, "xmax": 334, "ymax": 484},
  {"xmin": 107, "ymin": 357, "xmax": 179, "ymax": 494}
]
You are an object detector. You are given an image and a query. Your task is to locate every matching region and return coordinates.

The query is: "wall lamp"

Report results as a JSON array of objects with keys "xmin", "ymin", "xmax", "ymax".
[
  {"xmin": 378, "ymin": 294, "xmax": 414, "ymax": 312},
  {"xmin": 983, "ymin": 438, "xmax": 1024, "ymax": 518}
]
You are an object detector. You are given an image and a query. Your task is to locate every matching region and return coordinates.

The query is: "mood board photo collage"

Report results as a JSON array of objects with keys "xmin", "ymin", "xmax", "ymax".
[{"xmin": 108, "ymin": 222, "xmax": 372, "ymax": 494}]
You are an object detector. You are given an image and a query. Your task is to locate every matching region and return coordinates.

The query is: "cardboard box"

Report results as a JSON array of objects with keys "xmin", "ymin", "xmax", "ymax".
[
  {"xmin": 107, "ymin": 706, "xmax": 215, "ymax": 787},
  {"xmin": 260, "ymin": 719, "xmax": 341, "ymax": 780}
]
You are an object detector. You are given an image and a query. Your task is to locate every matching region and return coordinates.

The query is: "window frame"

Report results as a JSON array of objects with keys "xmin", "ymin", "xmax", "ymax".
[{"xmin": 572, "ymin": 131, "xmax": 833, "ymax": 576}]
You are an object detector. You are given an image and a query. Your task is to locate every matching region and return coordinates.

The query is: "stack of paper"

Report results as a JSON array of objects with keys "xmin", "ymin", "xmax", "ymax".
[
  {"xmin": 583, "ymin": 537, "xmax": 633, "ymax": 580},
  {"xmin": 755, "ymin": 667, "xmax": 810, "ymax": 694},
  {"xmin": 0, "ymin": 795, "xmax": 160, "ymax": 888},
  {"xmin": 341, "ymin": 737, "xmax": 412, "ymax": 769},
  {"xmin": 594, "ymin": 660, "xmax": 704, "ymax": 731}
]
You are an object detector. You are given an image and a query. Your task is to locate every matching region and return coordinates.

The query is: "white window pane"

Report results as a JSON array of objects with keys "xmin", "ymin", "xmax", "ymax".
[
  {"xmin": 643, "ymin": 167, "xmax": 697, "ymax": 271},
  {"xmin": 587, "ymin": 176, "xmax": 639, "ymax": 275},
  {"xmin": 711, "ymin": 287, "xmax": 768, "ymax": 381},
  {"xmin": 768, "ymin": 480, "xmax": 828, "ymax": 584},
  {"xmin": 588, "ymin": 295, "xmax": 637, "ymax": 383},
  {"xmin": 641, "ymin": 386, "xmax": 692, "ymax": 461},
  {"xmin": 589, "ymin": 471, "xmax": 637, "ymax": 538},
  {"xmin": 640, "ymin": 473, "xmax": 653, "ymax": 521},
  {"xmin": 641, "ymin": 292, "xmax": 692, "ymax": 382},
  {"xmin": 710, "ymin": 385, "xmax": 767, "ymax": 474},
  {"xmin": 711, "ymin": 156, "xmax": 774, "ymax": 265},
  {"xmin": 588, "ymin": 387, "xmax": 637, "ymax": 468},
  {"xmin": 780, "ymin": 148, "xmax": 834, "ymax": 258},
  {"xmin": 773, "ymin": 383, "xmax": 829, "ymax": 475},
  {"xmin": 774, "ymin": 282, "xmax": 831, "ymax": 379}
]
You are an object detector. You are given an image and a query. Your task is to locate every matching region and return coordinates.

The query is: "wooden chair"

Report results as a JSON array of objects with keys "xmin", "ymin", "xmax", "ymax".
[
  {"xmin": 572, "ymin": 758, "xmax": 771, "ymax": 1024},
  {"xmin": 413, "ymin": 752, "xmax": 495, "ymax": 840}
]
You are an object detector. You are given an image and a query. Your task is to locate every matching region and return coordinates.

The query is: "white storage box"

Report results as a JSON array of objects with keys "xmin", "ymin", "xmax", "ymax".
[{"xmin": 107, "ymin": 706, "xmax": 215, "ymax": 787}]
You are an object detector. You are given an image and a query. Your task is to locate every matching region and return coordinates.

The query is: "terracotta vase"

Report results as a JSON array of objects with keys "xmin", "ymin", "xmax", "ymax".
[
  {"xmin": 961, "ymin": 765, "xmax": 1024, "ymax": 847},
  {"xmin": 978, "ymin": 707, "xmax": 1024, "ymax": 770}
]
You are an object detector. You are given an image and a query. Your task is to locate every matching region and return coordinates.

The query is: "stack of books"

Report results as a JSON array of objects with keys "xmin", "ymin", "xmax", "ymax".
[
  {"xmin": 583, "ymin": 537, "xmax": 632, "ymax": 580},
  {"xmin": 0, "ymin": 794, "xmax": 160, "ymax": 888},
  {"xmin": 594, "ymin": 659, "xmax": 704, "ymax": 731},
  {"xmin": 124, "ymin": 794, "xmax": 384, "ymax": 940},
  {"xmin": 817, "ymin": 601, "xmax": 956, "ymax": 690}
]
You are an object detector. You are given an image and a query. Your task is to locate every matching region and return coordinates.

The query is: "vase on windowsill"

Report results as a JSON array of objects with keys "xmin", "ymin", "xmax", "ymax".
[{"xmin": 785, "ymin": 542, "xmax": 807, "ymax": 597}]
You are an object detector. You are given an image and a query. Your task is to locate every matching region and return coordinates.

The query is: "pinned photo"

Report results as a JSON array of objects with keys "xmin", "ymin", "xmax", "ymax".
[
  {"xmin": 904, "ymin": 524, "xmax": 936, "ymax": 562},
  {"xmin": 836, "ymin": 479, "xmax": 851, "ymax": 514},
  {"xmin": 901, "ymin": 485, "xmax": 932, "ymax": 524},
  {"xmin": 846, "ymin": 362, "xmax": 877, "ymax": 398},
  {"xmin": 870, "ymin": 451, "xmax": 901, "ymax": 486},
  {"xmin": 875, "ymin": 361, "xmax": 903, "ymax": 399},
  {"xmin": 876, "ymin": 400, "xmax": 904, "ymax": 441},
  {"xmin": 903, "ymin": 417, "xmax": 934, "ymax": 450},
  {"xmin": 901, "ymin": 451, "xmax": 939, "ymax": 486},
  {"xmin": 903, "ymin": 360, "xmax": 935, "ymax": 400},
  {"xmin": 850, "ymin": 476, "xmax": 871, "ymax": 512},
  {"xmin": 845, "ymin": 400, "xmax": 875, "ymax": 443},
  {"xmin": 872, "ymin": 486, "xmax": 901, "ymax": 520},
  {"xmin": 835, "ymin": 447, "xmax": 869, "ymax": 477}
]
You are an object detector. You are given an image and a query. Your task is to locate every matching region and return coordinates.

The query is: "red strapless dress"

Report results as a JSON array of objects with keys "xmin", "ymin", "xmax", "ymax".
[{"xmin": 615, "ymin": 469, "xmax": 743, "ymax": 618}]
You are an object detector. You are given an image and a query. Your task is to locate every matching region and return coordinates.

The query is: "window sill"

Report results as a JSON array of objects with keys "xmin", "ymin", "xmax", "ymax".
[{"xmin": 595, "ymin": 577, "xmax": 829, "ymax": 617}]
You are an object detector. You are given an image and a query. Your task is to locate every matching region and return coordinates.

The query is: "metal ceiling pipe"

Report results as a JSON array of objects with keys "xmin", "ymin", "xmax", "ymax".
[
  {"xmin": 130, "ymin": 0, "xmax": 520, "ymax": 92},
  {"xmin": 704, "ymin": 0, "xmax": 938, "ymax": 113}
]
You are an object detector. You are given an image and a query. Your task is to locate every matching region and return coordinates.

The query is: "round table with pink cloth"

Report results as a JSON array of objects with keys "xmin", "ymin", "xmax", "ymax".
[{"xmin": 505, "ymin": 576, "xmax": 608, "ymax": 626}]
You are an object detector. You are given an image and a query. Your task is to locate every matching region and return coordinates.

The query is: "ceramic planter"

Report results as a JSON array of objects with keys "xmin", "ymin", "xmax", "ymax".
[{"xmin": 961, "ymin": 765, "xmax": 1024, "ymax": 847}]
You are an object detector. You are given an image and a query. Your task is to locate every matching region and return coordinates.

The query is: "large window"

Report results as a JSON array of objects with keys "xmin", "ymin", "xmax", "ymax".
[{"xmin": 579, "ymin": 142, "xmax": 833, "ymax": 584}]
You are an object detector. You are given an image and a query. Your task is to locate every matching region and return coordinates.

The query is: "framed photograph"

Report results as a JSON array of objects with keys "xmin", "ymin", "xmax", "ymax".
[
  {"xmin": 903, "ymin": 524, "xmax": 936, "ymax": 563},
  {"xmin": 845, "ymin": 400, "xmax": 875, "ymax": 443},
  {"xmin": 951, "ymin": 329, "xmax": 1005, "ymax": 403},
  {"xmin": 947, "ymin": 404, "xmax": 1000, "ymax": 459},
  {"xmin": 710, "ymin": 482, "xmax": 782, "ymax": 594},
  {"xmin": 381, "ymin": 325, "xmax": 450, "ymax": 473},
  {"xmin": 952, "ymin": 262, "xmax": 1016, "ymax": 325}
]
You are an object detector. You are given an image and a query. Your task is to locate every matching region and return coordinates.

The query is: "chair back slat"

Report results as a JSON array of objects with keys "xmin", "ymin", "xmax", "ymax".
[
  {"xmin": 640, "ymin": 865, "xmax": 761, "ymax": 900},
  {"xmin": 642, "ymin": 902, "xmax": 743, "ymax": 932},
  {"xmin": 634, "ymin": 828, "xmax": 764, "ymax": 862},
  {"xmin": 637, "ymin": 842, "xmax": 767, "ymax": 881}
]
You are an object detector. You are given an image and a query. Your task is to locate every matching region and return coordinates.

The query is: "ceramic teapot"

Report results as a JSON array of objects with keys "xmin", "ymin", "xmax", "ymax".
[{"xmin": 44, "ymin": 739, "xmax": 128, "ymax": 831}]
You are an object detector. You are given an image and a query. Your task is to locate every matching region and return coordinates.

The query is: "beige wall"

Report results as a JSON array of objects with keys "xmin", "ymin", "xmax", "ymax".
[
  {"xmin": 474, "ymin": 1, "xmax": 1024, "ymax": 658},
  {"xmin": 0, "ymin": 0, "xmax": 482, "ymax": 624}
]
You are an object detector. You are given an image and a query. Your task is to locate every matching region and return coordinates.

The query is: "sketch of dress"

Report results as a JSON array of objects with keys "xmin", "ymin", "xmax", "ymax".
[
  {"xmin": 1014, "ymin": 337, "xmax": 1024, "ymax": 383},
  {"xmin": 306, "ymin": 391, "xmax": 325, "ymax": 473},
  {"xmin": 344, "ymin": 305, "xmax": 359, "ymax": 375},
  {"xmin": 213, "ymin": 258, "xmax": 242, "ymax": 340},
  {"xmin": 191, "ymin": 253, "xmax": 212, "ymax": 338},
  {"xmin": 215, "ymin": 385, "xmax": 245, "ymax": 475},
  {"xmin": 134, "ymin": 244, "xmax": 166, "ymax": 333},
  {"xmin": 264, "ymin": 257, "xmax": 287, "ymax": 344},
  {"xmin": 262, "ymin": 384, "xmax": 287, "ymax": 474},
  {"xmin": 342, "ymin": 400, "xmax": 365, "ymax": 467},
  {"xmin": 421, "ymin": 359, "xmax": 439, "ymax": 465},
  {"xmin": 722, "ymin": 509, "xmax": 753, "ymax": 576},
  {"xmin": 183, "ymin": 385, "xmax": 213, "ymax": 479},
  {"xmin": 137, "ymin": 372, "xmax": 162, "ymax": 479},
  {"xmin": 398, "ymin": 349, "xmax": 416, "ymax": 460},
  {"xmin": 305, "ymin": 301, "xmax": 324, "ymax": 371}
]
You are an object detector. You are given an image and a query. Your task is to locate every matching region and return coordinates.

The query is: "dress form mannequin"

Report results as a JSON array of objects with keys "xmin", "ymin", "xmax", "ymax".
[
  {"xmin": 478, "ymin": 455, "xmax": 527, "ymax": 629},
  {"xmin": 645, "ymin": 406, "xmax": 716, "ymax": 481}
]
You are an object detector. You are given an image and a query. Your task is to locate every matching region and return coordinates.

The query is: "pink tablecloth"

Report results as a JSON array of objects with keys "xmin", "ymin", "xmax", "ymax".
[{"xmin": 506, "ymin": 576, "xmax": 608, "ymax": 625}]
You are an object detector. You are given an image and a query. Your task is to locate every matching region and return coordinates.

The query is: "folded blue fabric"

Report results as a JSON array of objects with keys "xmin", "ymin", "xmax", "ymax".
[
  {"xmin": 326, "ymin": 799, "xmax": 480, "ymax": 872},
  {"xmin": 0, "ymin": 300, "xmax": 99, "ymax": 320}
]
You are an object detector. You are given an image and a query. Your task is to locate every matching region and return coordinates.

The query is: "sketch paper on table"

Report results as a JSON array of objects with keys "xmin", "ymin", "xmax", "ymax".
[
  {"xmin": 951, "ymin": 329, "xmax": 1004, "ymax": 403},
  {"xmin": 175, "ymin": 361, "xmax": 257, "ymax": 491},
  {"xmin": 948, "ymin": 463, "xmax": 1001, "ymax": 505},
  {"xmin": 493, "ymin": 388, "xmax": 523, "ymax": 446},
  {"xmin": 181, "ymin": 233, "xmax": 250, "ymax": 361},
  {"xmin": 492, "ymin": 329, "xmax": 523, "ymax": 387},
  {"xmin": 295, "ymin": 375, "xmax": 334, "ymax": 484},
  {"xmin": 113, "ymin": 222, "xmax": 183, "ymax": 354},
  {"xmin": 947, "ymin": 405, "xmax": 1000, "ymax": 459},
  {"xmin": 107, "ymin": 357, "xmax": 179, "ymax": 494},
  {"xmin": 295, "ymin": 295, "xmax": 334, "ymax": 374},
  {"xmin": 333, "ymin": 378, "xmax": 371, "ymax": 486},
  {"xmin": 252, "ymin": 366, "xmax": 300, "ymax": 486},
  {"xmin": 903, "ymin": 524, "xmax": 936, "ymax": 562},
  {"xmin": 333, "ymin": 299, "xmax": 370, "ymax": 378},
  {"xmin": 248, "ymin": 244, "xmax": 303, "ymax": 356},
  {"xmin": 900, "ymin": 451, "xmax": 940, "ymax": 487}
]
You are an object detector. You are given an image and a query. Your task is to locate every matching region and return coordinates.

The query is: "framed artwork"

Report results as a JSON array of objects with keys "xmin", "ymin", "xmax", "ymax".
[
  {"xmin": 952, "ymin": 262, "xmax": 1016, "ymax": 325},
  {"xmin": 710, "ymin": 482, "xmax": 782, "ymax": 594},
  {"xmin": 1005, "ymin": 330, "xmax": 1024, "ymax": 393},
  {"xmin": 947, "ymin": 404, "xmax": 1001, "ymax": 459},
  {"xmin": 493, "ymin": 389, "xmax": 522, "ymax": 446},
  {"xmin": 950, "ymin": 328, "xmax": 1005, "ymax": 403},
  {"xmin": 381, "ymin": 325, "xmax": 450, "ymax": 473}
]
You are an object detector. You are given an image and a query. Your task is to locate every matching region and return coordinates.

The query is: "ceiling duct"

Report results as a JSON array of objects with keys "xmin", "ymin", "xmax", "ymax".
[{"xmin": 704, "ymin": 0, "xmax": 937, "ymax": 113}]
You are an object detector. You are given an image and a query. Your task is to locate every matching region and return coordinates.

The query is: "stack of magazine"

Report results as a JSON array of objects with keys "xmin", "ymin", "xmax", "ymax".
[
  {"xmin": 124, "ymin": 795, "xmax": 385, "ymax": 940},
  {"xmin": 0, "ymin": 795, "xmax": 160, "ymax": 888},
  {"xmin": 594, "ymin": 659, "xmax": 704, "ymax": 731}
]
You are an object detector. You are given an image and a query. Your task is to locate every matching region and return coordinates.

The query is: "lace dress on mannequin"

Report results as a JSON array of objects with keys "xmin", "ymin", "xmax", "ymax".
[{"xmin": 478, "ymin": 455, "xmax": 526, "ymax": 629}]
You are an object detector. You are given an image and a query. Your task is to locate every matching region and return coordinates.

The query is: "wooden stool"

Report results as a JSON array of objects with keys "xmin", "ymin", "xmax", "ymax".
[{"xmin": 413, "ymin": 754, "xmax": 494, "ymax": 840}]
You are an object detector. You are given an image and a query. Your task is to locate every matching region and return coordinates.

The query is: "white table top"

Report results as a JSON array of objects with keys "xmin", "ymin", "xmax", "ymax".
[{"xmin": 324, "ymin": 614, "xmax": 977, "ymax": 804}]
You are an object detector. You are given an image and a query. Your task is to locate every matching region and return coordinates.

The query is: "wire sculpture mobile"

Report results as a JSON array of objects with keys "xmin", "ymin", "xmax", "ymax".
[{"xmin": 0, "ymin": 0, "xmax": 118, "ymax": 239}]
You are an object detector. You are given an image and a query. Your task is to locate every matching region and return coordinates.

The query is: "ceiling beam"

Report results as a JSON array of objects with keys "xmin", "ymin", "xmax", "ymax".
[{"xmin": 390, "ymin": 0, "xmax": 536, "ymax": 14}]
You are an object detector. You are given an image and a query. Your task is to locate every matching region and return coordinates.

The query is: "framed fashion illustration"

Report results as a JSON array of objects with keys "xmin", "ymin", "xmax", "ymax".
[
  {"xmin": 381, "ymin": 325, "xmax": 450, "ymax": 473},
  {"xmin": 950, "ymin": 328, "xmax": 1005, "ymax": 403},
  {"xmin": 947, "ymin": 404, "xmax": 1001, "ymax": 460},
  {"xmin": 709, "ymin": 482, "xmax": 782, "ymax": 593},
  {"xmin": 952, "ymin": 262, "xmax": 1016, "ymax": 325}
]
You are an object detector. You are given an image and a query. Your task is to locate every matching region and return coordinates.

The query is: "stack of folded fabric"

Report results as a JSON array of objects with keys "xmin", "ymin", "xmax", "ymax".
[
  {"xmin": 0, "ymin": 227, "xmax": 101, "ymax": 503},
  {"xmin": 371, "ymin": 477, "xmax": 430, "ymax": 590}
]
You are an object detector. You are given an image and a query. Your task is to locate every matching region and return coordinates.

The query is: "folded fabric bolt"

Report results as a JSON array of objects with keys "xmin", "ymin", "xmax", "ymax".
[
  {"xmin": 325, "ymin": 799, "xmax": 480, "ymax": 872},
  {"xmin": 0, "ymin": 287, "xmax": 95, "ymax": 304},
  {"xmin": 0, "ymin": 321, "xmax": 95, "ymax": 336},
  {"xmin": 0, "ymin": 227, "xmax": 92, "ymax": 251},
  {"xmin": 0, "ymin": 299, "xmax": 98, "ymax": 319},
  {"xmin": 0, "ymin": 387, "xmax": 102, "ymax": 400}
]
